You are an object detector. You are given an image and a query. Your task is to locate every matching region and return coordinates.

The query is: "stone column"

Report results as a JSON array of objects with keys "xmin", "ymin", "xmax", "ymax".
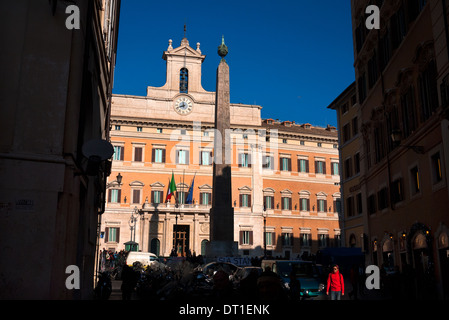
[{"xmin": 206, "ymin": 37, "xmax": 238, "ymax": 258}]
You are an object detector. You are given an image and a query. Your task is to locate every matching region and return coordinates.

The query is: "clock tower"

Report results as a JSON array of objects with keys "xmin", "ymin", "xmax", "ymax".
[
  {"xmin": 146, "ymin": 32, "xmax": 215, "ymax": 118},
  {"xmin": 161, "ymin": 36, "xmax": 207, "ymax": 94},
  {"xmin": 147, "ymin": 34, "xmax": 209, "ymax": 93}
]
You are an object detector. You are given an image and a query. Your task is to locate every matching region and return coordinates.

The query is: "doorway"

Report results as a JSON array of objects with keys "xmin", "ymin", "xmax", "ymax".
[
  {"xmin": 173, "ymin": 225, "xmax": 190, "ymax": 257},
  {"xmin": 439, "ymin": 247, "xmax": 449, "ymax": 299},
  {"xmin": 438, "ymin": 232, "xmax": 449, "ymax": 299}
]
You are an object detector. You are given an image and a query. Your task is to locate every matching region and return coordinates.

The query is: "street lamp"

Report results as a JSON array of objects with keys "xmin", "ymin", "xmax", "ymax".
[
  {"xmin": 128, "ymin": 206, "xmax": 139, "ymax": 251},
  {"xmin": 106, "ymin": 172, "xmax": 123, "ymax": 188},
  {"xmin": 390, "ymin": 129, "xmax": 425, "ymax": 154},
  {"xmin": 172, "ymin": 202, "xmax": 179, "ymax": 257},
  {"xmin": 116, "ymin": 173, "xmax": 122, "ymax": 185},
  {"xmin": 263, "ymin": 204, "xmax": 267, "ymax": 258}
]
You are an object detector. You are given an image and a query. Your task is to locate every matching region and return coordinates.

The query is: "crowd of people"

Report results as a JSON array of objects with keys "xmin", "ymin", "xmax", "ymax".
[
  {"xmin": 96, "ymin": 248, "xmax": 438, "ymax": 301},
  {"xmin": 98, "ymin": 249, "xmax": 128, "ymax": 273}
]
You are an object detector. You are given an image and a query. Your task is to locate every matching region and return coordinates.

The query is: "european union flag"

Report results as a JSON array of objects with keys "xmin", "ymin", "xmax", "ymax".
[{"xmin": 186, "ymin": 175, "xmax": 195, "ymax": 204}]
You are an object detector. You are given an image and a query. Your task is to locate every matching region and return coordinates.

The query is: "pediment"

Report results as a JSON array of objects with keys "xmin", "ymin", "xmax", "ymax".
[
  {"xmin": 170, "ymin": 45, "xmax": 202, "ymax": 57},
  {"xmin": 164, "ymin": 41, "xmax": 205, "ymax": 62},
  {"xmin": 332, "ymin": 192, "xmax": 341, "ymax": 198},
  {"xmin": 198, "ymin": 184, "xmax": 212, "ymax": 190},
  {"xmin": 129, "ymin": 181, "xmax": 145, "ymax": 187},
  {"xmin": 176, "ymin": 182, "xmax": 189, "ymax": 189},
  {"xmin": 238, "ymin": 186, "xmax": 252, "ymax": 191},
  {"xmin": 150, "ymin": 182, "xmax": 165, "ymax": 188}
]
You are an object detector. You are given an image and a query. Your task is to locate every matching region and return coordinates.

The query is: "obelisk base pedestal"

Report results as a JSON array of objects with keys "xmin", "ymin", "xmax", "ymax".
[{"xmin": 205, "ymin": 241, "xmax": 238, "ymax": 259}]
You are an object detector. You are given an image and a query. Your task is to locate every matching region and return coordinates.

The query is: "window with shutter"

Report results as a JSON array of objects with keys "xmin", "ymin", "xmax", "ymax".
[
  {"xmin": 346, "ymin": 197, "xmax": 354, "ymax": 217},
  {"xmin": 134, "ymin": 147, "xmax": 143, "ymax": 162},
  {"xmin": 200, "ymin": 151, "xmax": 212, "ymax": 166},
  {"xmin": 240, "ymin": 194, "xmax": 250, "ymax": 207},
  {"xmin": 132, "ymin": 189, "xmax": 141, "ymax": 204},
  {"xmin": 298, "ymin": 159, "xmax": 309, "ymax": 173},
  {"xmin": 282, "ymin": 233, "xmax": 293, "ymax": 246},
  {"xmin": 331, "ymin": 162, "xmax": 339, "ymax": 175},
  {"xmin": 317, "ymin": 199, "xmax": 326, "ymax": 212},
  {"xmin": 262, "ymin": 156, "xmax": 274, "ymax": 169},
  {"xmin": 264, "ymin": 196, "xmax": 274, "ymax": 209},
  {"xmin": 280, "ymin": 157, "xmax": 291, "ymax": 171},
  {"xmin": 431, "ymin": 152, "xmax": 443, "ymax": 184},
  {"xmin": 393, "ymin": 178, "xmax": 403, "ymax": 204},
  {"xmin": 316, "ymin": 161, "xmax": 325, "ymax": 174},
  {"xmin": 200, "ymin": 193, "xmax": 211, "ymax": 205},
  {"xmin": 300, "ymin": 198, "xmax": 308, "ymax": 211},
  {"xmin": 300, "ymin": 233, "xmax": 311, "ymax": 246},
  {"xmin": 264, "ymin": 232, "xmax": 275, "ymax": 246},
  {"xmin": 106, "ymin": 227, "xmax": 120, "ymax": 243},
  {"xmin": 281, "ymin": 197, "xmax": 291, "ymax": 210},
  {"xmin": 153, "ymin": 148, "xmax": 165, "ymax": 163},
  {"xmin": 240, "ymin": 231, "xmax": 253, "ymax": 245},
  {"xmin": 410, "ymin": 166, "xmax": 420, "ymax": 194},
  {"xmin": 109, "ymin": 189, "xmax": 121, "ymax": 203},
  {"xmin": 113, "ymin": 146, "xmax": 124, "ymax": 161},
  {"xmin": 152, "ymin": 191, "xmax": 163, "ymax": 204}
]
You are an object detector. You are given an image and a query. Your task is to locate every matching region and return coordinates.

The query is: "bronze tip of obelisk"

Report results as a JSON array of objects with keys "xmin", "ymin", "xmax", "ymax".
[{"xmin": 218, "ymin": 35, "xmax": 228, "ymax": 61}]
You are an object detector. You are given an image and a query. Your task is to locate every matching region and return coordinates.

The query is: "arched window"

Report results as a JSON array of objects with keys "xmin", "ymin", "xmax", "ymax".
[
  {"xmin": 180, "ymin": 68, "xmax": 188, "ymax": 93},
  {"xmin": 349, "ymin": 234, "xmax": 357, "ymax": 247},
  {"xmin": 201, "ymin": 239, "xmax": 209, "ymax": 256},
  {"xmin": 150, "ymin": 238, "xmax": 160, "ymax": 256}
]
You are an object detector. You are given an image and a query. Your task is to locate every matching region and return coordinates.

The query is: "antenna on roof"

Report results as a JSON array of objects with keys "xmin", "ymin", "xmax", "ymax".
[{"xmin": 182, "ymin": 23, "xmax": 187, "ymax": 68}]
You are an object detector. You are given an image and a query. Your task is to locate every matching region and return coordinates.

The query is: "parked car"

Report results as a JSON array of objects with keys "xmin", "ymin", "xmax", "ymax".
[
  {"xmin": 261, "ymin": 260, "xmax": 326, "ymax": 300},
  {"xmin": 200, "ymin": 262, "xmax": 240, "ymax": 280},
  {"xmin": 126, "ymin": 251, "xmax": 166, "ymax": 270},
  {"xmin": 233, "ymin": 266, "xmax": 263, "ymax": 283}
]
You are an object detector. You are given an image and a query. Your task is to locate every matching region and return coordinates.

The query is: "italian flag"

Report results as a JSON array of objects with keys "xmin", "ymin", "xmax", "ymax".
[{"xmin": 165, "ymin": 172, "xmax": 177, "ymax": 202}]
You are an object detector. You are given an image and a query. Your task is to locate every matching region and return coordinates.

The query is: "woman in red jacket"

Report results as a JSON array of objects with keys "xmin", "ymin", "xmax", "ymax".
[{"xmin": 326, "ymin": 264, "xmax": 344, "ymax": 300}]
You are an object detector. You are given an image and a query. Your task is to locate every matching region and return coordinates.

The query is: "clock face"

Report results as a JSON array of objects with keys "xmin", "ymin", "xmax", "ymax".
[{"xmin": 174, "ymin": 96, "xmax": 193, "ymax": 115}]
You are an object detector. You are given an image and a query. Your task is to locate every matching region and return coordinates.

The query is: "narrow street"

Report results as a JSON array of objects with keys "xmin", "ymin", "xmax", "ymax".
[{"xmin": 109, "ymin": 280, "xmax": 123, "ymax": 300}]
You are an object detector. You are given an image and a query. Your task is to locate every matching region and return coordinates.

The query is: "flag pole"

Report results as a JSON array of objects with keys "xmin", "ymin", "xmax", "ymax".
[
  {"xmin": 192, "ymin": 171, "xmax": 196, "ymax": 204},
  {"xmin": 166, "ymin": 177, "xmax": 170, "ymax": 204},
  {"xmin": 173, "ymin": 170, "xmax": 177, "ymax": 204},
  {"xmin": 186, "ymin": 171, "xmax": 196, "ymax": 205}
]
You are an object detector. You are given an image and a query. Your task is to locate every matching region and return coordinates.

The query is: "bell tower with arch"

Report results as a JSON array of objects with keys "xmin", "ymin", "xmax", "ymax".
[{"xmin": 148, "ymin": 32, "xmax": 209, "ymax": 96}]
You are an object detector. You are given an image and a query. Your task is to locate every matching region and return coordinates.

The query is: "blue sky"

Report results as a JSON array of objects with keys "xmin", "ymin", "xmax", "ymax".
[{"xmin": 112, "ymin": 0, "xmax": 355, "ymax": 127}]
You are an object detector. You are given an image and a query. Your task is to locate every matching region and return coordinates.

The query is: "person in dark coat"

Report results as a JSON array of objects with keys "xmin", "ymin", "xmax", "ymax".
[{"xmin": 121, "ymin": 264, "xmax": 138, "ymax": 300}]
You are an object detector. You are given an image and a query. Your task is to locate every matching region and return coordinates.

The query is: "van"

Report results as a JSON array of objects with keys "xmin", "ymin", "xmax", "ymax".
[
  {"xmin": 126, "ymin": 251, "xmax": 160, "ymax": 267},
  {"xmin": 261, "ymin": 260, "xmax": 326, "ymax": 300}
]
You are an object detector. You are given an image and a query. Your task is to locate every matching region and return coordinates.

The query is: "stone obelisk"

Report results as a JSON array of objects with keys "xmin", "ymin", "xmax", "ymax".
[{"xmin": 206, "ymin": 36, "xmax": 237, "ymax": 258}]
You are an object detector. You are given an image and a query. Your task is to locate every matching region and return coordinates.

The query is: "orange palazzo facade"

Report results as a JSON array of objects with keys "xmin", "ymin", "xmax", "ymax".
[{"xmin": 99, "ymin": 36, "xmax": 341, "ymax": 259}]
